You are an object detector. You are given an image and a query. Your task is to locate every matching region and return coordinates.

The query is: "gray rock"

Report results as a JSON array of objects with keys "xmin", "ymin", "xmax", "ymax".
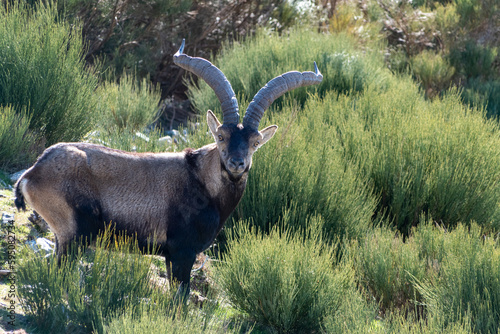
[
  {"xmin": 27, "ymin": 237, "xmax": 55, "ymax": 257},
  {"xmin": 158, "ymin": 135, "xmax": 173, "ymax": 146},
  {"xmin": 10, "ymin": 169, "xmax": 26, "ymax": 183},
  {"xmin": 1, "ymin": 212, "xmax": 14, "ymax": 224},
  {"xmin": 135, "ymin": 132, "xmax": 150, "ymax": 142}
]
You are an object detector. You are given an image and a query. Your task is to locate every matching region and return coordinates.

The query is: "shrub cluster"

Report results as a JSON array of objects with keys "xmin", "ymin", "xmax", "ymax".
[
  {"xmin": 0, "ymin": 106, "xmax": 36, "ymax": 168},
  {"xmin": 6, "ymin": 2, "xmax": 500, "ymax": 332},
  {"xmin": 215, "ymin": 218, "xmax": 353, "ymax": 333},
  {"xmin": 0, "ymin": 1, "xmax": 99, "ymax": 149},
  {"xmin": 16, "ymin": 227, "xmax": 167, "ymax": 333},
  {"xmin": 94, "ymin": 72, "xmax": 161, "ymax": 133},
  {"xmin": 188, "ymin": 28, "xmax": 387, "ymax": 116}
]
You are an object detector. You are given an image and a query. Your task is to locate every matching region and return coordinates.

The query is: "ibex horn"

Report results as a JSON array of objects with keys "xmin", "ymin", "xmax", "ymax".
[
  {"xmin": 173, "ymin": 39, "xmax": 240, "ymax": 125},
  {"xmin": 243, "ymin": 62, "xmax": 323, "ymax": 130}
]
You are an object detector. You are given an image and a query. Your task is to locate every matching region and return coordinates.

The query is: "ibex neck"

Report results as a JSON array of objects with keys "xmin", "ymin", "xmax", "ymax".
[{"xmin": 184, "ymin": 144, "xmax": 247, "ymax": 223}]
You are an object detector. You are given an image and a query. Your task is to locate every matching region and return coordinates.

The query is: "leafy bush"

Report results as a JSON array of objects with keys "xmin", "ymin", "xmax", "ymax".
[
  {"xmin": 0, "ymin": 1, "xmax": 99, "ymax": 146},
  {"xmin": 188, "ymin": 28, "xmax": 387, "ymax": 117},
  {"xmin": 410, "ymin": 51, "xmax": 455, "ymax": 98},
  {"xmin": 95, "ymin": 73, "xmax": 161, "ymax": 132},
  {"xmin": 215, "ymin": 218, "xmax": 351, "ymax": 333},
  {"xmin": 17, "ymin": 226, "xmax": 169, "ymax": 333},
  {"xmin": 0, "ymin": 106, "xmax": 37, "ymax": 168}
]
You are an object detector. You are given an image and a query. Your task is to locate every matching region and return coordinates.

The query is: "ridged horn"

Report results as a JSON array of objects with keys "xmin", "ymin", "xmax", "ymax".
[
  {"xmin": 243, "ymin": 62, "xmax": 323, "ymax": 130},
  {"xmin": 173, "ymin": 39, "xmax": 240, "ymax": 125}
]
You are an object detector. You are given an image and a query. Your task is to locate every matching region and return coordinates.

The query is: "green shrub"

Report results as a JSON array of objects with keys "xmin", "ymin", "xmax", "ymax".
[
  {"xmin": 189, "ymin": 29, "xmax": 500, "ymax": 237},
  {"xmin": 449, "ymin": 41, "xmax": 498, "ymax": 80},
  {"xmin": 434, "ymin": 3, "xmax": 460, "ymax": 35},
  {"xmin": 229, "ymin": 98, "xmax": 376, "ymax": 241},
  {"xmin": 86, "ymin": 121, "xmax": 213, "ymax": 154},
  {"xmin": 415, "ymin": 223, "xmax": 500, "ymax": 334},
  {"xmin": 188, "ymin": 28, "xmax": 387, "ymax": 117},
  {"xmin": 324, "ymin": 78, "xmax": 500, "ymax": 234},
  {"xmin": 323, "ymin": 285, "xmax": 380, "ymax": 333},
  {"xmin": 0, "ymin": 1, "xmax": 99, "ymax": 147},
  {"xmin": 104, "ymin": 299, "xmax": 243, "ymax": 334},
  {"xmin": 17, "ymin": 226, "xmax": 170, "ymax": 333},
  {"xmin": 453, "ymin": 0, "xmax": 482, "ymax": 25},
  {"xmin": 95, "ymin": 72, "xmax": 161, "ymax": 132},
  {"xmin": 351, "ymin": 227, "xmax": 427, "ymax": 312},
  {"xmin": 215, "ymin": 218, "xmax": 351, "ymax": 333},
  {"xmin": 382, "ymin": 310, "xmax": 472, "ymax": 333},
  {"xmin": 411, "ymin": 51, "xmax": 455, "ymax": 98},
  {"xmin": 462, "ymin": 78, "xmax": 500, "ymax": 119},
  {"xmin": 0, "ymin": 105, "xmax": 37, "ymax": 168}
]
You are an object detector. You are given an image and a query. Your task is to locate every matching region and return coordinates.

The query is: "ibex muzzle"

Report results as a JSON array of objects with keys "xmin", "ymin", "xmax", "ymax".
[{"xmin": 14, "ymin": 39, "xmax": 323, "ymax": 297}]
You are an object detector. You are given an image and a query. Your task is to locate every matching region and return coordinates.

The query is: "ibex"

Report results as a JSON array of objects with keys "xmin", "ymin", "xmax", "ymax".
[{"xmin": 14, "ymin": 40, "xmax": 322, "ymax": 295}]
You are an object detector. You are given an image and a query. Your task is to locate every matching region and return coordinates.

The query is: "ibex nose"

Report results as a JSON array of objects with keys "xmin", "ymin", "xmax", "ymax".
[{"xmin": 229, "ymin": 157, "xmax": 245, "ymax": 169}]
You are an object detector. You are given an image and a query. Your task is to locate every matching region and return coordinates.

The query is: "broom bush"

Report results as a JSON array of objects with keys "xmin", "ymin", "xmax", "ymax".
[{"xmin": 0, "ymin": 1, "xmax": 99, "ymax": 147}]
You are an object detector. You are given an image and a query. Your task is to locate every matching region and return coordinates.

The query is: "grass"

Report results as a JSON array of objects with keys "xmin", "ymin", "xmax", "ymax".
[
  {"xmin": 415, "ymin": 223, "xmax": 500, "ymax": 333},
  {"xmin": 187, "ymin": 28, "xmax": 388, "ymax": 119},
  {"xmin": 0, "ymin": 0, "xmax": 99, "ymax": 148},
  {"xmin": 2, "ymin": 13, "xmax": 500, "ymax": 333},
  {"xmin": 94, "ymin": 72, "xmax": 161, "ymax": 133},
  {"xmin": 0, "ymin": 106, "xmax": 37, "ymax": 169},
  {"xmin": 16, "ymin": 225, "xmax": 170, "ymax": 333},
  {"xmin": 215, "ymin": 218, "xmax": 351, "ymax": 333}
]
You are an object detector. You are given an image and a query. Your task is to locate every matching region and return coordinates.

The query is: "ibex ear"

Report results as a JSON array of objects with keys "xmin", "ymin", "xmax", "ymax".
[
  {"xmin": 259, "ymin": 125, "xmax": 278, "ymax": 146},
  {"xmin": 207, "ymin": 110, "xmax": 221, "ymax": 137}
]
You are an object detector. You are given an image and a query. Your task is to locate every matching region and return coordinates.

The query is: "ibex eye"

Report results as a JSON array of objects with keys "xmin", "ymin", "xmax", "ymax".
[
  {"xmin": 218, "ymin": 135, "xmax": 224, "ymax": 141},
  {"xmin": 254, "ymin": 141, "xmax": 260, "ymax": 147}
]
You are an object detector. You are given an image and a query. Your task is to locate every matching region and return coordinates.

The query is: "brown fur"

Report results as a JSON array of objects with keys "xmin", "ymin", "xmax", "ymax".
[{"xmin": 15, "ymin": 112, "xmax": 277, "ymax": 296}]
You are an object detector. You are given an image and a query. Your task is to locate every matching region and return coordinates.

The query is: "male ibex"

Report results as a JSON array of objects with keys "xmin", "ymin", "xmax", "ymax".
[{"xmin": 14, "ymin": 40, "xmax": 322, "ymax": 295}]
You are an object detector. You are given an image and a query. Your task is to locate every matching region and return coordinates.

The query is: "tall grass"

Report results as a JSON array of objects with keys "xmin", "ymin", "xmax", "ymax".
[
  {"xmin": 215, "ymin": 217, "xmax": 352, "ymax": 333},
  {"xmin": 449, "ymin": 41, "xmax": 498, "ymax": 80},
  {"xmin": 95, "ymin": 72, "xmax": 161, "ymax": 133},
  {"xmin": 104, "ymin": 300, "xmax": 243, "ymax": 334},
  {"xmin": 0, "ymin": 1, "xmax": 99, "ymax": 146},
  {"xmin": 462, "ymin": 78, "xmax": 500, "ymax": 119},
  {"xmin": 188, "ymin": 28, "xmax": 388, "ymax": 118},
  {"xmin": 188, "ymin": 30, "xmax": 500, "ymax": 236},
  {"xmin": 352, "ymin": 227, "xmax": 426, "ymax": 312},
  {"xmin": 415, "ymin": 223, "xmax": 500, "ymax": 334},
  {"xmin": 410, "ymin": 51, "xmax": 455, "ymax": 98},
  {"xmin": 0, "ymin": 105, "xmax": 37, "ymax": 168},
  {"xmin": 229, "ymin": 98, "xmax": 376, "ymax": 240},
  {"xmin": 16, "ymin": 226, "xmax": 170, "ymax": 333},
  {"xmin": 319, "ymin": 80, "xmax": 500, "ymax": 234}
]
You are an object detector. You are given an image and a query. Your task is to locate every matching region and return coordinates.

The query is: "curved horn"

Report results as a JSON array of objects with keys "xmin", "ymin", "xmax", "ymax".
[
  {"xmin": 243, "ymin": 62, "xmax": 323, "ymax": 130},
  {"xmin": 173, "ymin": 39, "xmax": 240, "ymax": 125}
]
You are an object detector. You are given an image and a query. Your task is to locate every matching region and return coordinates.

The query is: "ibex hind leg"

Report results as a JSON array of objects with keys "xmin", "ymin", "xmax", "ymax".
[{"xmin": 20, "ymin": 180, "xmax": 78, "ymax": 263}]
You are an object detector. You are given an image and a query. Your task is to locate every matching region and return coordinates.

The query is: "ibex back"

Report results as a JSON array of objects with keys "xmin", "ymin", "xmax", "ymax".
[{"xmin": 14, "ymin": 39, "xmax": 322, "ymax": 295}]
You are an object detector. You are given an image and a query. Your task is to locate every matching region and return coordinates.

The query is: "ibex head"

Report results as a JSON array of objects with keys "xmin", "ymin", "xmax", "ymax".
[{"xmin": 173, "ymin": 39, "xmax": 323, "ymax": 179}]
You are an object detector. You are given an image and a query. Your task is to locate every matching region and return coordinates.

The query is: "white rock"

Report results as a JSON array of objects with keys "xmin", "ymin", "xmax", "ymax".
[
  {"xmin": 158, "ymin": 136, "xmax": 173, "ymax": 146},
  {"xmin": 135, "ymin": 132, "xmax": 150, "ymax": 142},
  {"xmin": 10, "ymin": 169, "xmax": 26, "ymax": 183}
]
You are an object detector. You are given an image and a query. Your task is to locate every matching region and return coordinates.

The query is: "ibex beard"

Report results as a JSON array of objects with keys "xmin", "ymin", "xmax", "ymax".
[{"xmin": 14, "ymin": 39, "xmax": 322, "ymax": 297}]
